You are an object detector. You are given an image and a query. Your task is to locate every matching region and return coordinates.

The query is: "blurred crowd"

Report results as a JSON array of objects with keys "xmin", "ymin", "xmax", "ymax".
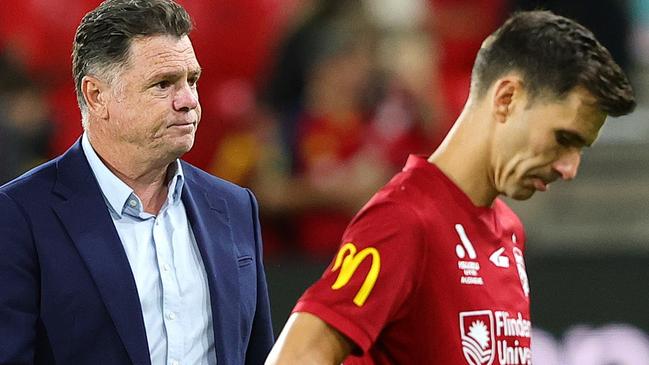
[{"xmin": 1, "ymin": 0, "xmax": 646, "ymax": 258}]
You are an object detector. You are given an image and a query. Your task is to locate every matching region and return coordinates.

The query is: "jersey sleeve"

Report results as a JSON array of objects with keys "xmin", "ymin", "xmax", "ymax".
[{"xmin": 293, "ymin": 198, "xmax": 425, "ymax": 353}]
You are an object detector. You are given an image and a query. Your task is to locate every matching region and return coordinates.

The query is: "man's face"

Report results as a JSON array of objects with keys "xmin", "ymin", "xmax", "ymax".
[
  {"xmin": 493, "ymin": 87, "xmax": 607, "ymax": 200},
  {"xmin": 102, "ymin": 34, "xmax": 201, "ymax": 162}
]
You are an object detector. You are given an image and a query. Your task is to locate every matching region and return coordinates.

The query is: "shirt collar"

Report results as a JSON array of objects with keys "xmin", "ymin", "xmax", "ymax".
[
  {"xmin": 81, "ymin": 133, "xmax": 185, "ymax": 217},
  {"xmin": 167, "ymin": 160, "xmax": 185, "ymax": 206}
]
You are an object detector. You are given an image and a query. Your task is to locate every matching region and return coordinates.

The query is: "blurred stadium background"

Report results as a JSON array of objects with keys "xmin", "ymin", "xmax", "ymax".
[{"xmin": 1, "ymin": 1, "xmax": 648, "ymax": 363}]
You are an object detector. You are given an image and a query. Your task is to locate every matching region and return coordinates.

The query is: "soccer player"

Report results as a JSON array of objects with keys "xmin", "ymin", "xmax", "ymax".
[{"xmin": 265, "ymin": 10, "xmax": 635, "ymax": 365}]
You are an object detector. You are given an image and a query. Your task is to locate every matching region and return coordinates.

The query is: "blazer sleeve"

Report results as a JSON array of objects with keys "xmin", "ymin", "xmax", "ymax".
[
  {"xmin": 244, "ymin": 189, "xmax": 274, "ymax": 365},
  {"xmin": 0, "ymin": 192, "xmax": 39, "ymax": 364}
]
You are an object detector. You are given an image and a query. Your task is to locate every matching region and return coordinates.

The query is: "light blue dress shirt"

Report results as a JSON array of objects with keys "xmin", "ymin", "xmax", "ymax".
[{"xmin": 82, "ymin": 134, "xmax": 216, "ymax": 365}]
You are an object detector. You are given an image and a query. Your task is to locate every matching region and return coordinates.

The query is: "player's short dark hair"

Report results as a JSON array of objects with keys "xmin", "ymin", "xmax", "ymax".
[
  {"xmin": 72, "ymin": 0, "xmax": 193, "ymax": 114},
  {"xmin": 471, "ymin": 10, "xmax": 635, "ymax": 116}
]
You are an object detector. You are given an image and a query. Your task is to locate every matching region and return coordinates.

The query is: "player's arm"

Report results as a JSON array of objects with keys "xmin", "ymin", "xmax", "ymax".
[{"xmin": 265, "ymin": 312, "xmax": 354, "ymax": 365}]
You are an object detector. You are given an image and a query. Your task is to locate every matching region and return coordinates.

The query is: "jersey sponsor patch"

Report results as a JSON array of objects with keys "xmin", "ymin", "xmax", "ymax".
[
  {"xmin": 459, "ymin": 310, "xmax": 532, "ymax": 365},
  {"xmin": 460, "ymin": 310, "xmax": 496, "ymax": 365},
  {"xmin": 330, "ymin": 242, "xmax": 381, "ymax": 307}
]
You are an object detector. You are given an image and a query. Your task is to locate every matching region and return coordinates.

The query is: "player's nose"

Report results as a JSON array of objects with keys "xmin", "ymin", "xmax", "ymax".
[{"xmin": 552, "ymin": 150, "xmax": 581, "ymax": 181}]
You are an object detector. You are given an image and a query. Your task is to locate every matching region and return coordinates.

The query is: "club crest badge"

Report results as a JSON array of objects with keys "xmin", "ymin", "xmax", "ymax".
[{"xmin": 459, "ymin": 310, "xmax": 496, "ymax": 365}]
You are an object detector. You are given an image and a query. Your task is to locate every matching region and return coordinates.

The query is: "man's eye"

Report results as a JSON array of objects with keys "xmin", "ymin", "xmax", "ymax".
[
  {"xmin": 188, "ymin": 77, "xmax": 198, "ymax": 87},
  {"xmin": 155, "ymin": 80, "xmax": 171, "ymax": 89},
  {"xmin": 555, "ymin": 132, "xmax": 572, "ymax": 147}
]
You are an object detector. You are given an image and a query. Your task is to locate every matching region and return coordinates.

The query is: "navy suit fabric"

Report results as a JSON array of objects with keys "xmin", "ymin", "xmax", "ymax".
[{"xmin": 0, "ymin": 140, "xmax": 274, "ymax": 364}]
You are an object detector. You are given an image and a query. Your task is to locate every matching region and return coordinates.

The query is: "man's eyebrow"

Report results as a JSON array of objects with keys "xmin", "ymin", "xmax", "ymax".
[
  {"xmin": 561, "ymin": 130, "xmax": 591, "ymax": 147},
  {"xmin": 572, "ymin": 132, "xmax": 588, "ymax": 146},
  {"xmin": 146, "ymin": 67, "xmax": 202, "ymax": 82},
  {"xmin": 189, "ymin": 66, "xmax": 202, "ymax": 77}
]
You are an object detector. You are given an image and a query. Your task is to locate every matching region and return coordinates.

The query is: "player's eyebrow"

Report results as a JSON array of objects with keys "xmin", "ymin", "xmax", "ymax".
[{"xmin": 556, "ymin": 130, "xmax": 591, "ymax": 148}]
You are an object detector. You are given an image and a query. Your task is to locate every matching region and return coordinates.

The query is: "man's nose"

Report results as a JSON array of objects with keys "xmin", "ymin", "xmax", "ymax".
[
  {"xmin": 173, "ymin": 82, "xmax": 199, "ymax": 112},
  {"xmin": 552, "ymin": 150, "xmax": 581, "ymax": 181}
]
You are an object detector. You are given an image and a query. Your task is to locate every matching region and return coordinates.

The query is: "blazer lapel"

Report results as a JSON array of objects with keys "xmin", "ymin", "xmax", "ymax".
[
  {"xmin": 182, "ymin": 170, "xmax": 241, "ymax": 365},
  {"xmin": 51, "ymin": 142, "xmax": 151, "ymax": 365}
]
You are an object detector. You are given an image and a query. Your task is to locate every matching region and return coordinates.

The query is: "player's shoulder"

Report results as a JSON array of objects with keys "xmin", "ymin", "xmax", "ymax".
[
  {"xmin": 353, "ymin": 186, "xmax": 423, "ymax": 230},
  {"xmin": 342, "ymin": 187, "xmax": 431, "ymax": 255},
  {"xmin": 362, "ymin": 164, "xmax": 449, "ymax": 220}
]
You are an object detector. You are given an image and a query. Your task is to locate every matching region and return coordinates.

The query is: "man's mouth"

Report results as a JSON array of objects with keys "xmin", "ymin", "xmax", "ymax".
[
  {"xmin": 169, "ymin": 121, "xmax": 195, "ymax": 128},
  {"xmin": 532, "ymin": 178, "xmax": 548, "ymax": 191}
]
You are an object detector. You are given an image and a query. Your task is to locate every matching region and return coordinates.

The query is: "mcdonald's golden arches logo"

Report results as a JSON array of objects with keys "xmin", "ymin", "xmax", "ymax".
[{"xmin": 331, "ymin": 243, "xmax": 381, "ymax": 307}]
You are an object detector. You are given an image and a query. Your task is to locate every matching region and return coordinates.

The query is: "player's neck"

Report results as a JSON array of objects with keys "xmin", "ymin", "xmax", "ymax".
[{"xmin": 429, "ymin": 107, "xmax": 499, "ymax": 207}]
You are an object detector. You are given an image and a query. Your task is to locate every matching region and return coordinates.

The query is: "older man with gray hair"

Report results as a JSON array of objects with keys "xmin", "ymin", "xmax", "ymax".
[{"xmin": 0, "ymin": 1, "xmax": 273, "ymax": 364}]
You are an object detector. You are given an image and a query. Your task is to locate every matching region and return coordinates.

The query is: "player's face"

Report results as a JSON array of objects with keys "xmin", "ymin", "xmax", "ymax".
[
  {"xmin": 103, "ymin": 34, "xmax": 202, "ymax": 162},
  {"xmin": 494, "ymin": 88, "xmax": 606, "ymax": 200}
]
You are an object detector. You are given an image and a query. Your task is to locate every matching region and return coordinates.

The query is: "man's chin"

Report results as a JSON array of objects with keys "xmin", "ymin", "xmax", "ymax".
[
  {"xmin": 507, "ymin": 187, "xmax": 536, "ymax": 201},
  {"xmin": 173, "ymin": 144, "xmax": 193, "ymax": 158},
  {"xmin": 172, "ymin": 135, "xmax": 195, "ymax": 151},
  {"xmin": 161, "ymin": 140, "xmax": 194, "ymax": 161}
]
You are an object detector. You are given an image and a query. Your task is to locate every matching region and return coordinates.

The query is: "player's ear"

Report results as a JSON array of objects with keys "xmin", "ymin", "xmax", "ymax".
[{"xmin": 492, "ymin": 75, "xmax": 524, "ymax": 123}]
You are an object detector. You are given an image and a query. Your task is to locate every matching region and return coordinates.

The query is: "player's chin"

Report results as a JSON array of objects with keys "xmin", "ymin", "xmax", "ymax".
[{"xmin": 506, "ymin": 186, "xmax": 536, "ymax": 201}]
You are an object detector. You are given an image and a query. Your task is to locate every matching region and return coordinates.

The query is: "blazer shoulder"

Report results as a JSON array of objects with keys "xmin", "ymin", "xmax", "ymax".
[
  {"xmin": 181, "ymin": 161, "xmax": 250, "ymax": 198},
  {"xmin": 0, "ymin": 158, "xmax": 59, "ymax": 201}
]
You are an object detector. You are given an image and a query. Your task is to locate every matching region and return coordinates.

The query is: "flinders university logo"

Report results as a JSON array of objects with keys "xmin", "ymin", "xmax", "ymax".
[{"xmin": 459, "ymin": 310, "xmax": 495, "ymax": 365}]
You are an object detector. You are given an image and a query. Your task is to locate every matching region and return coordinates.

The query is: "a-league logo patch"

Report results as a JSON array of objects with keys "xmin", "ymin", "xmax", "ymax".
[{"xmin": 459, "ymin": 310, "xmax": 496, "ymax": 365}]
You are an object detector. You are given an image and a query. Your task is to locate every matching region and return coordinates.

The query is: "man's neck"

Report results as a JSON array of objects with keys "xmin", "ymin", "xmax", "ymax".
[
  {"xmin": 428, "ymin": 108, "xmax": 499, "ymax": 207},
  {"xmin": 87, "ymin": 132, "xmax": 173, "ymax": 214}
]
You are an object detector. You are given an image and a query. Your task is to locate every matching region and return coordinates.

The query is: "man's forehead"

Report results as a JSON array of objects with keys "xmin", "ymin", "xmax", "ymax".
[
  {"xmin": 578, "ymin": 102, "xmax": 607, "ymax": 140},
  {"xmin": 127, "ymin": 35, "xmax": 200, "ymax": 74},
  {"xmin": 571, "ymin": 88, "xmax": 606, "ymax": 122},
  {"xmin": 564, "ymin": 89, "xmax": 607, "ymax": 145},
  {"xmin": 525, "ymin": 87, "xmax": 606, "ymax": 145}
]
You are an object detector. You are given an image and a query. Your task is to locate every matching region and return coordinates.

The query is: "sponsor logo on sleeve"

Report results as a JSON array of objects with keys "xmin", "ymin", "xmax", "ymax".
[{"xmin": 330, "ymin": 242, "xmax": 381, "ymax": 307}]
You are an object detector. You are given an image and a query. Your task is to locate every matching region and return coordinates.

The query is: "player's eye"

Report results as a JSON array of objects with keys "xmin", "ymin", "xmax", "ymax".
[
  {"xmin": 554, "ymin": 131, "xmax": 583, "ymax": 148},
  {"xmin": 555, "ymin": 131, "xmax": 571, "ymax": 147}
]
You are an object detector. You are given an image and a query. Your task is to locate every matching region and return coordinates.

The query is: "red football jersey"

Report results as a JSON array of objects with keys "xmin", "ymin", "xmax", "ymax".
[{"xmin": 294, "ymin": 155, "xmax": 532, "ymax": 365}]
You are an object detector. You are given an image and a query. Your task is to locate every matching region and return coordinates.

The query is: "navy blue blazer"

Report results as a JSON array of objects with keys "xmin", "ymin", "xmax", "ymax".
[{"xmin": 0, "ymin": 140, "xmax": 274, "ymax": 364}]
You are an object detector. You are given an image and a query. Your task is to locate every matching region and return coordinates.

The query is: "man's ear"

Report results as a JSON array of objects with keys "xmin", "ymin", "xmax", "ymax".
[
  {"xmin": 81, "ymin": 75, "xmax": 110, "ymax": 120},
  {"xmin": 491, "ymin": 75, "xmax": 524, "ymax": 123}
]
